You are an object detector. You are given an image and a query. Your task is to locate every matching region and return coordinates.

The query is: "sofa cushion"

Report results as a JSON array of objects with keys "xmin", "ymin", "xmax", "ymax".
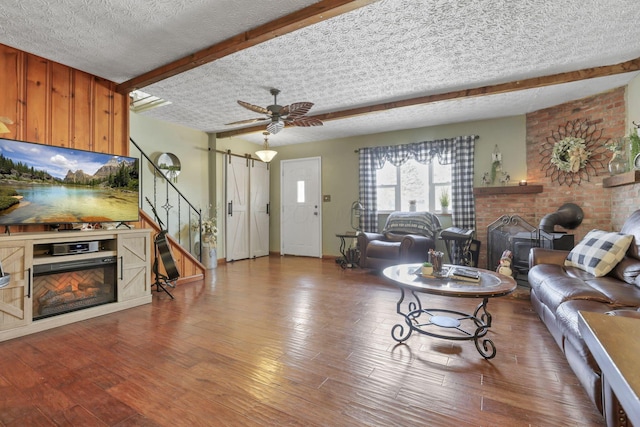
[
  {"xmin": 528, "ymin": 264, "xmax": 611, "ymax": 312},
  {"xmin": 366, "ymin": 240, "xmax": 401, "ymax": 259},
  {"xmin": 620, "ymin": 209, "xmax": 640, "ymax": 259},
  {"xmin": 383, "ymin": 232, "xmax": 406, "ymax": 242},
  {"xmin": 585, "ymin": 276, "xmax": 640, "ymax": 307},
  {"xmin": 556, "ymin": 300, "xmax": 613, "ymax": 364},
  {"xmin": 564, "ymin": 229, "xmax": 633, "ymax": 277},
  {"xmin": 609, "ymin": 256, "xmax": 640, "ymax": 285}
]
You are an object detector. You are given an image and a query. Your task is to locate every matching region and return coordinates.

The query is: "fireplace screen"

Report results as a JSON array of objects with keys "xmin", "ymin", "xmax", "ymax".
[
  {"xmin": 33, "ymin": 257, "xmax": 117, "ymax": 320},
  {"xmin": 487, "ymin": 215, "xmax": 536, "ymax": 271},
  {"xmin": 487, "ymin": 215, "xmax": 574, "ymax": 284}
]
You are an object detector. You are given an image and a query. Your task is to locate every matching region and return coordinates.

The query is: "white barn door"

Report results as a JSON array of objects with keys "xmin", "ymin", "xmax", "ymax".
[
  {"xmin": 250, "ymin": 160, "xmax": 270, "ymax": 258},
  {"xmin": 225, "ymin": 155, "xmax": 249, "ymax": 261}
]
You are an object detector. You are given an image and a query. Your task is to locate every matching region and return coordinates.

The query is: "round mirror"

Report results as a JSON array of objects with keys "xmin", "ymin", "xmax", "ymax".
[{"xmin": 156, "ymin": 152, "xmax": 181, "ymax": 182}]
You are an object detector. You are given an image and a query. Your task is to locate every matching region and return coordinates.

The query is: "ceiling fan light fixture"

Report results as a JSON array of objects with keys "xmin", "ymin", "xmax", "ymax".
[
  {"xmin": 228, "ymin": 88, "xmax": 322, "ymax": 133},
  {"xmin": 256, "ymin": 131, "xmax": 277, "ymax": 163},
  {"xmin": 266, "ymin": 119, "xmax": 284, "ymax": 135}
]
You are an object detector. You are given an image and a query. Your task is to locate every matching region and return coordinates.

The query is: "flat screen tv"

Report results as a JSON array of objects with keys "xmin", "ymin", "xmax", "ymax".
[{"xmin": 0, "ymin": 138, "xmax": 139, "ymax": 227}]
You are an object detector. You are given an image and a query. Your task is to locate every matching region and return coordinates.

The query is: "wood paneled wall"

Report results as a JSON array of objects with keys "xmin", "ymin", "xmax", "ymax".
[
  {"xmin": 0, "ymin": 43, "xmax": 205, "ymax": 279},
  {"xmin": 0, "ymin": 43, "xmax": 128, "ymax": 155},
  {"xmin": 0, "ymin": 43, "xmax": 128, "ymax": 233}
]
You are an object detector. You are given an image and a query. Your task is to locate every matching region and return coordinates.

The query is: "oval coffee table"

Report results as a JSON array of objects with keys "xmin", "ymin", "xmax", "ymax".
[{"xmin": 382, "ymin": 263, "xmax": 517, "ymax": 359}]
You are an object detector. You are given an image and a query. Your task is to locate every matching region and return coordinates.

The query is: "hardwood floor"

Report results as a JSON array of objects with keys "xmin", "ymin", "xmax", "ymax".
[{"xmin": 0, "ymin": 255, "xmax": 604, "ymax": 426}]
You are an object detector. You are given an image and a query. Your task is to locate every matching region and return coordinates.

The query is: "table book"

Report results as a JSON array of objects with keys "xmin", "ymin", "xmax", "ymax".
[{"xmin": 448, "ymin": 267, "xmax": 480, "ymax": 283}]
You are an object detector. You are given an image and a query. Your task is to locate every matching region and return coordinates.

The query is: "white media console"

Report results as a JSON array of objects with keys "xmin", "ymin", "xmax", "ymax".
[{"xmin": 0, "ymin": 228, "xmax": 152, "ymax": 342}]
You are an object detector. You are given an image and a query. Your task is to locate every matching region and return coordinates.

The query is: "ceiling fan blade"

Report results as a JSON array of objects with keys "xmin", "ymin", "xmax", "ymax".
[
  {"xmin": 232, "ymin": 91, "xmax": 319, "ymax": 132},
  {"xmin": 267, "ymin": 120, "xmax": 285, "ymax": 134},
  {"xmin": 290, "ymin": 117, "xmax": 323, "ymax": 127},
  {"xmin": 237, "ymin": 100, "xmax": 270, "ymax": 115},
  {"xmin": 224, "ymin": 117, "xmax": 268, "ymax": 126},
  {"xmin": 285, "ymin": 102, "xmax": 314, "ymax": 119}
]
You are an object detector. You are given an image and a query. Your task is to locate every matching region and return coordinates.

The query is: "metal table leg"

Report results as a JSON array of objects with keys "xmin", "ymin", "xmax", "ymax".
[{"xmin": 391, "ymin": 288, "xmax": 498, "ymax": 359}]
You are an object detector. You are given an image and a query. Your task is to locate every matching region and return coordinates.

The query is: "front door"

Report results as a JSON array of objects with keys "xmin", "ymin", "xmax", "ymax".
[{"xmin": 280, "ymin": 157, "xmax": 322, "ymax": 257}]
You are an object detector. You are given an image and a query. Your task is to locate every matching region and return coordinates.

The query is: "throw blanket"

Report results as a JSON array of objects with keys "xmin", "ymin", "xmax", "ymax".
[{"xmin": 383, "ymin": 211, "xmax": 441, "ymax": 240}]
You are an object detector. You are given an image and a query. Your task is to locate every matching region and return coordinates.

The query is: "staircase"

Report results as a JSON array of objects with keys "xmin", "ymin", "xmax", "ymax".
[{"xmin": 130, "ymin": 138, "xmax": 206, "ymax": 284}]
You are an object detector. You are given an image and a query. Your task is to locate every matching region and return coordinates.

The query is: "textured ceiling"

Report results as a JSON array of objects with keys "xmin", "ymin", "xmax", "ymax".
[{"xmin": 2, "ymin": 0, "xmax": 640, "ymax": 147}]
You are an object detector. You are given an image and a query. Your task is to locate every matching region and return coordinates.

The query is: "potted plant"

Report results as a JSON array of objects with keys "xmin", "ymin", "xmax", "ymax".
[
  {"xmin": 629, "ymin": 127, "xmax": 640, "ymax": 170},
  {"xmin": 439, "ymin": 188, "xmax": 450, "ymax": 213},
  {"xmin": 421, "ymin": 261, "xmax": 433, "ymax": 276}
]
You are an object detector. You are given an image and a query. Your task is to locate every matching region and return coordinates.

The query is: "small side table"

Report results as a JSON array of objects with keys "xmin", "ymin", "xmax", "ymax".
[
  {"xmin": 579, "ymin": 311, "xmax": 640, "ymax": 426},
  {"xmin": 336, "ymin": 233, "xmax": 359, "ymax": 268}
]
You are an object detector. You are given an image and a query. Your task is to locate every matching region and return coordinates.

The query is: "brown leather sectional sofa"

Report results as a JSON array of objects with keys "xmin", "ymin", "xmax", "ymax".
[{"xmin": 528, "ymin": 209, "xmax": 640, "ymax": 425}]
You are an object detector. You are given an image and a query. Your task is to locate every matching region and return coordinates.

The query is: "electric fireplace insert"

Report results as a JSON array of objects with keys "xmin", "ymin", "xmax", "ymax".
[{"xmin": 32, "ymin": 257, "xmax": 117, "ymax": 320}]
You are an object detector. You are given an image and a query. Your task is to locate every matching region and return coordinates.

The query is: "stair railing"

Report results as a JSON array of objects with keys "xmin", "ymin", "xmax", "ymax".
[{"xmin": 130, "ymin": 137, "xmax": 202, "ymax": 261}]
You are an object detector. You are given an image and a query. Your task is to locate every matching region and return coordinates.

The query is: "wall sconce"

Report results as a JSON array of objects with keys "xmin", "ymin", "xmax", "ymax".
[{"xmin": 255, "ymin": 131, "xmax": 277, "ymax": 163}]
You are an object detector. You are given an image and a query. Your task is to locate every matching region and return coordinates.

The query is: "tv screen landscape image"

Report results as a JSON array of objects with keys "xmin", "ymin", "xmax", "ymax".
[{"xmin": 0, "ymin": 138, "xmax": 140, "ymax": 226}]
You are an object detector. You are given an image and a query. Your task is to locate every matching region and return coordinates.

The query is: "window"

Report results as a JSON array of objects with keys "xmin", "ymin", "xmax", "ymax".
[
  {"xmin": 297, "ymin": 181, "xmax": 305, "ymax": 203},
  {"xmin": 376, "ymin": 159, "xmax": 451, "ymax": 212}
]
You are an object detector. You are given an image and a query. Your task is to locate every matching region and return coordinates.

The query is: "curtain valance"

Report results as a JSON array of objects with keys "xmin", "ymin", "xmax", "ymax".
[{"xmin": 358, "ymin": 135, "xmax": 477, "ymax": 232}]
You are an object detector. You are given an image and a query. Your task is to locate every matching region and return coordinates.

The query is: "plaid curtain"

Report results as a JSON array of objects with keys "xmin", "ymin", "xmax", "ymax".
[
  {"xmin": 448, "ymin": 136, "xmax": 476, "ymax": 230},
  {"xmin": 358, "ymin": 146, "xmax": 387, "ymax": 232},
  {"xmin": 358, "ymin": 135, "xmax": 477, "ymax": 232}
]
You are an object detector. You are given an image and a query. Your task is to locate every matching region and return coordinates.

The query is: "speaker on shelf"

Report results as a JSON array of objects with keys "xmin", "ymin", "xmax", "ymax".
[{"xmin": 52, "ymin": 241, "xmax": 99, "ymax": 256}]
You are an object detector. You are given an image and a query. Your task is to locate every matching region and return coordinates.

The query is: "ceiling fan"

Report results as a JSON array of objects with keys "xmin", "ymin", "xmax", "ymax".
[{"xmin": 225, "ymin": 88, "xmax": 323, "ymax": 134}]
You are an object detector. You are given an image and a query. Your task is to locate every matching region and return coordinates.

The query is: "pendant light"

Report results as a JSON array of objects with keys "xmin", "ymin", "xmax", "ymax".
[{"xmin": 255, "ymin": 131, "xmax": 277, "ymax": 163}]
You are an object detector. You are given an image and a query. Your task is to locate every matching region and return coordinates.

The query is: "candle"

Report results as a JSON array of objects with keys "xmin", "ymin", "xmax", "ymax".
[{"xmin": 519, "ymin": 180, "xmax": 527, "ymax": 186}]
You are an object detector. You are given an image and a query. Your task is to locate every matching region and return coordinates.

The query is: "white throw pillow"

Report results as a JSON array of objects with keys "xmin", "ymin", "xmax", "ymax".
[{"xmin": 565, "ymin": 229, "xmax": 633, "ymax": 277}]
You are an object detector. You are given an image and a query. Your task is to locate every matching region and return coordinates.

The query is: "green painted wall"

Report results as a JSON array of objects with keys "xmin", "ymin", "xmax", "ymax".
[
  {"xmin": 220, "ymin": 115, "xmax": 527, "ymax": 257},
  {"xmin": 129, "ymin": 112, "xmax": 210, "ymax": 242},
  {"xmin": 130, "ymin": 74, "xmax": 640, "ymax": 259}
]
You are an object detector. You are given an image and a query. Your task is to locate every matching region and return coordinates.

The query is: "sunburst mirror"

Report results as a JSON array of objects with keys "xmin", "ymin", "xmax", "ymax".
[{"xmin": 539, "ymin": 118, "xmax": 608, "ymax": 186}]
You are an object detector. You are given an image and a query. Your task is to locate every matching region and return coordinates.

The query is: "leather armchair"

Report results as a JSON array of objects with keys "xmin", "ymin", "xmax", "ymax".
[{"xmin": 357, "ymin": 211, "xmax": 441, "ymax": 270}]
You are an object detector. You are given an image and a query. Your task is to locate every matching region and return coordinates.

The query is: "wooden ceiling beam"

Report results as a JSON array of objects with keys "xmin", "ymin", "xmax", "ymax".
[
  {"xmin": 216, "ymin": 57, "xmax": 640, "ymax": 139},
  {"xmin": 116, "ymin": 0, "xmax": 378, "ymax": 94}
]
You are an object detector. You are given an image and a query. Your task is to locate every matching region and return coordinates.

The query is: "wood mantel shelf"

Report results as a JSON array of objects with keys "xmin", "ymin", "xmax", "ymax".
[
  {"xmin": 602, "ymin": 170, "xmax": 640, "ymax": 188},
  {"xmin": 473, "ymin": 185, "xmax": 543, "ymax": 196}
]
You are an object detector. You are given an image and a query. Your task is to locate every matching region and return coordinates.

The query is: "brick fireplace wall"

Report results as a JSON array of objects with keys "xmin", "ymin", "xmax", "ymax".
[{"xmin": 475, "ymin": 86, "xmax": 639, "ymax": 270}]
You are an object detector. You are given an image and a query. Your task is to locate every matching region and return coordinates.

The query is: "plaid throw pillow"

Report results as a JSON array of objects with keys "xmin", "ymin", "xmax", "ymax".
[{"xmin": 565, "ymin": 229, "xmax": 633, "ymax": 277}]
